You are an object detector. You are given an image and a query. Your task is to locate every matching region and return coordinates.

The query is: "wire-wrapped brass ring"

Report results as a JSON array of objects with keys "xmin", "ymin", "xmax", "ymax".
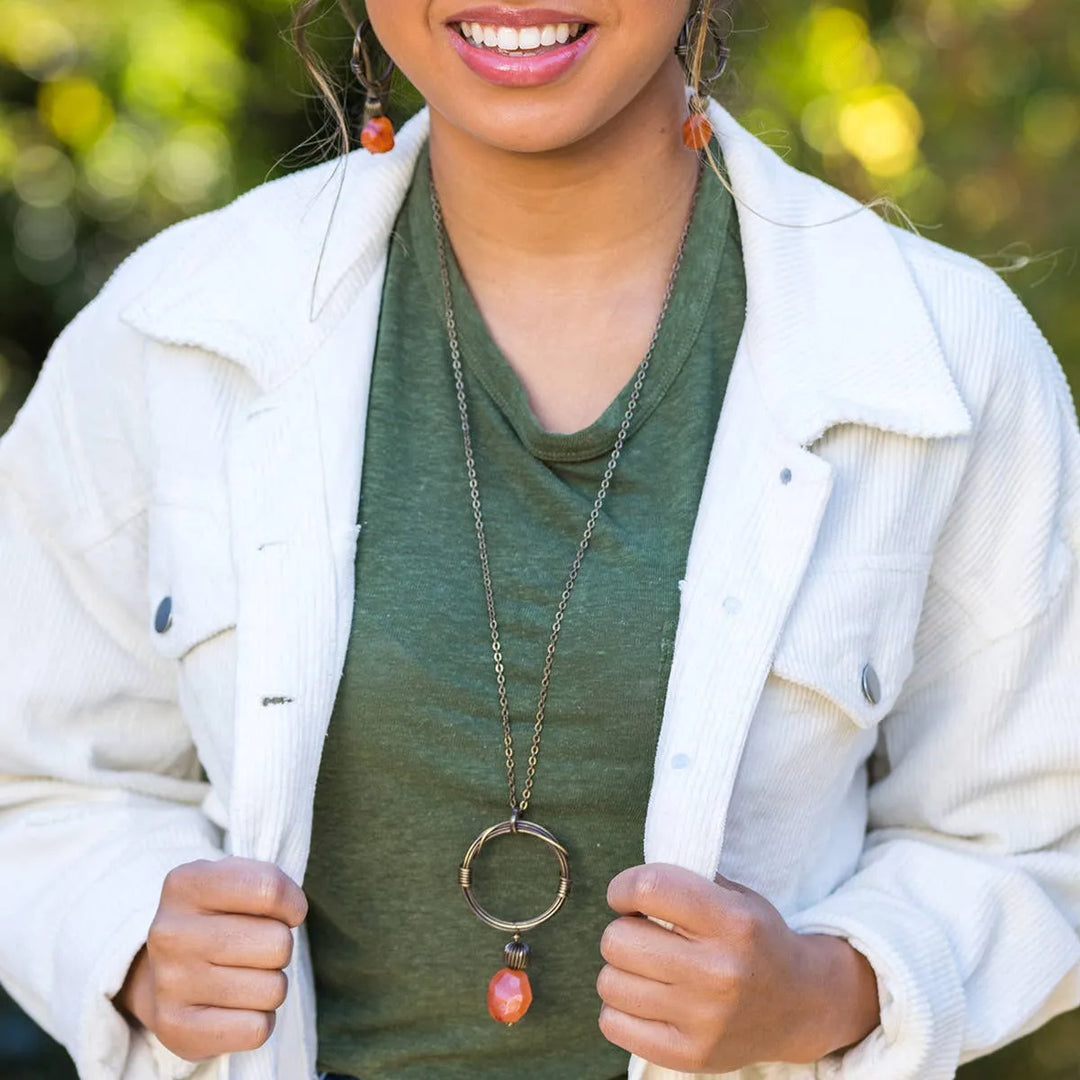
[{"xmin": 459, "ymin": 818, "xmax": 571, "ymax": 934}]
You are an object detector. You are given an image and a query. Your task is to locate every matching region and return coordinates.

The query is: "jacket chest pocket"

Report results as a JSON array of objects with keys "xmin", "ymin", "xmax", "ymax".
[
  {"xmin": 770, "ymin": 556, "xmax": 932, "ymax": 729},
  {"xmin": 147, "ymin": 502, "xmax": 237, "ymax": 661}
]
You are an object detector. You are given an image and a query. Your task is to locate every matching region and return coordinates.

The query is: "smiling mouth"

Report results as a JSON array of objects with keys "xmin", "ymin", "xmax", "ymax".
[{"xmin": 455, "ymin": 21, "xmax": 592, "ymax": 55}]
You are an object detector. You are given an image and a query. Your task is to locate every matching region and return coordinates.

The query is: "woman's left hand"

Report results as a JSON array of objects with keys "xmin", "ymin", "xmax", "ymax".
[{"xmin": 598, "ymin": 863, "xmax": 881, "ymax": 1073}]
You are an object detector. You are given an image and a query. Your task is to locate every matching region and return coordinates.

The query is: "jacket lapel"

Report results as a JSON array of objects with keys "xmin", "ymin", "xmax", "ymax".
[{"xmin": 119, "ymin": 110, "xmax": 433, "ymax": 396}]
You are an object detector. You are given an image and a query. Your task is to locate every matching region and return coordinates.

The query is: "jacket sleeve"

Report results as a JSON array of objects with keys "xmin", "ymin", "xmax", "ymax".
[
  {"xmin": 787, "ymin": 264, "xmax": 1080, "ymax": 1079},
  {"xmin": 0, "ymin": 260, "xmax": 226, "ymax": 1079}
]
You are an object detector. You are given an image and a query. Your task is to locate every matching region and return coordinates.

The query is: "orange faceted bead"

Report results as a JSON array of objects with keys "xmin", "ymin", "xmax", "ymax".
[
  {"xmin": 682, "ymin": 112, "xmax": 713, "ymax": 151},
  {"xmin": 361, "ymin": 115, "xmax": 395, "ymax": 154},
  {"xmin": 487, "ymin": 967, "xmax": 532, "ymax": 1024}
]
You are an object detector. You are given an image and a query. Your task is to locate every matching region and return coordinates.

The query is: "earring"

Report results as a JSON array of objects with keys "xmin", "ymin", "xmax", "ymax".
[
  {"xmin": 351, "ymin": 19, "xmax": 396, "ymax": 154},
  {"xmin": 677, "ymin": 6, "xmax": 730, "ymax": 150}
]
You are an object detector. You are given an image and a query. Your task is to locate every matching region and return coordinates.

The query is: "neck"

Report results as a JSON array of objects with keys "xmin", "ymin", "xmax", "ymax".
[{"xmin": 428, "ymin": 59, "xmax": 701, "ymax": 268}]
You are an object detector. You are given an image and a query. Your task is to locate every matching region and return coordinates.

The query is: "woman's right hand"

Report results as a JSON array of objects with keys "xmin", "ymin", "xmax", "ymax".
[{"xmin": 115, "ymin": 856, "xmax": 309, "ymax": 1062}]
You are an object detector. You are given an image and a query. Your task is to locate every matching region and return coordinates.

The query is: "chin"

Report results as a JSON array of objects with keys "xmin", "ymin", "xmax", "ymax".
[
  {"xmin": 425, "ymin": 79, "xmax": 661, "ymax": 157},
  {"xmin": 447, "ymin": 112, "xmax": 603, "ymax": 154}
]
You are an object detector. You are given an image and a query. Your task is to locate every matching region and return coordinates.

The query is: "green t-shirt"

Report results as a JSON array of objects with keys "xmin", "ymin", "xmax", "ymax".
[{"xmin": 305, "ymin": 146, "xmax": 746, "ymax": 1080}]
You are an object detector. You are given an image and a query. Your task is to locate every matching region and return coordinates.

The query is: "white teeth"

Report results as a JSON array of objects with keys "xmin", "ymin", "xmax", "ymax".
[{"xmin": 460, "ymin": 20, "xmax": 588, "ymax": 51}]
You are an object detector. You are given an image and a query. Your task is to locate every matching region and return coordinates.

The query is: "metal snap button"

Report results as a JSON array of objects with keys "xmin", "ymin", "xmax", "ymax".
[
  {"xmin": 861, "ymin": 662, "xmax": 881, "ymax": 706},
  {"xmin": 154, "ymin": 596, "xmax": 174, "ymax": 634}
]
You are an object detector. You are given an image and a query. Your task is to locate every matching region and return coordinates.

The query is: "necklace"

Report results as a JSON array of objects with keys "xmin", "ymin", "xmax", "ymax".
[{"xmin": 430, "ymin": 162, "xmax": 702, "ymax": 1025}]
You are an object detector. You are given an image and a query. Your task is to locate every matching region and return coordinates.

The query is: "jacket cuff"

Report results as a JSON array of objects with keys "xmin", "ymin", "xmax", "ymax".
[
  {"xmin": 54, "ymin": 835, "xmax": 224, "ymax": 1080},
  {"xmin": 787, "ymin": 889, "xmax": 964, "ymax": 1080}
]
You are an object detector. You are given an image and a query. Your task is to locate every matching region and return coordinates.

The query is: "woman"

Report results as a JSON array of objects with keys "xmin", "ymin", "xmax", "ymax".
[{"xmin": 0, "ymin": 1, "xmax": 1077, "ymax": 1078}]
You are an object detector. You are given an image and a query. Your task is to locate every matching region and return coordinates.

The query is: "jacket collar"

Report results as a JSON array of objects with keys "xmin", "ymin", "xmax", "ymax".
[{"xmin": 119, "ymin": 101, "xmax": 971, "ymax": 446}]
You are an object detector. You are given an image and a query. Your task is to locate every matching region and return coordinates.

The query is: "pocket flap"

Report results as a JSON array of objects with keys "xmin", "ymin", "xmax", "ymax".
[
  {"xmin": 147, "ymin": 503, "xmax": 236, "ymax": 660},
  {"xmin": 771, "ymin": 558, "xmax": 930, "ymax": 728}
]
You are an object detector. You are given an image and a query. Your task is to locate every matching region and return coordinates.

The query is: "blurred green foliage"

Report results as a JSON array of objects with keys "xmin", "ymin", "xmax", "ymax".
[{"xmin": 0, "ymin": 0, "xmax": 1076, "ymax": 1076}]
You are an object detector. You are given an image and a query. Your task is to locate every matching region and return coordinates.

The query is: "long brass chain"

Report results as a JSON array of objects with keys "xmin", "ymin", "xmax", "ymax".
[{"xmin": 430, "ymin": 164, "xmax": 702, "ymax": 818}]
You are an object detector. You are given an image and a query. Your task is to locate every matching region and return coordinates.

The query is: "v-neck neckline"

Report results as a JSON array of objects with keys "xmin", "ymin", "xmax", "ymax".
[{"xmin": 407, "ymin": 145, "xmax": 734, "ymax": 464}]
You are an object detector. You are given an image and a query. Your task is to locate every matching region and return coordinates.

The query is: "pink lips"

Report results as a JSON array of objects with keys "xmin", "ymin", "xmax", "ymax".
[{"xmin": 446, "ymin": 13, "xmax": 596, "ymax": 89}]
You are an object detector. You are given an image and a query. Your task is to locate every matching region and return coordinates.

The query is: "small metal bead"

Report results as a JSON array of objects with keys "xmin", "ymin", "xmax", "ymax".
[{"xmin": 503, "ymin": 940, "xmax": 531, "ymax": 970}]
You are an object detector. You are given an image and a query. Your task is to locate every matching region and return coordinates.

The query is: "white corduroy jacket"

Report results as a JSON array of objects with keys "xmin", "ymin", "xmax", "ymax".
[{"xmin": 1, "ymin": 101, "xmax": 1079, "ymax": 1080}]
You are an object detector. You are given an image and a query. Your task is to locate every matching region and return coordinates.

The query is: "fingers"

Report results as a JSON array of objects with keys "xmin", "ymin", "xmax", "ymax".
[
  {"xmin": 154, "ymin": 1005, "xmax": 278, "ymax": 1062},
  {"xmin": 607, "ymin": 863, "xmax": 752, "ymax": 937},
  {"xmin": 149, "ymin": 910, "xmax": 294, "ymax": 972},
  {"xmin": 600, "ymin": 915, "xmax": 698, "ymax": 982},
  {"xmin": 598, "ymin": 1004, "xmax": 693, "ymax": 1070},
  {"xmin": 164, "ymin": 858, "xmax": 309, "ymax": 928},
  {"xmin": 143, "ymin": 858, "xmax": 304, "ymax": 1062},
  {"xmin": 198, "ymin": 914, "xmax": 295, "ymax": 970},
  {"xmin": 596, "ymin": 964, "xmax": 678, "ymax": 1023},
  {"xmin": 184, "ymin": 966, "xmax": 289, "ymax": 1012}
]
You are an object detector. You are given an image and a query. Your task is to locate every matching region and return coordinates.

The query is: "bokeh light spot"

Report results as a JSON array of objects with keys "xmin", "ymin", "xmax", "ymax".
[
  {"xmin": 0, "ymin": 2, "xmax": 78, "ymax": 79},
  {"xmin": 13, "ymin": 203, "xmax": 78, "ymax": 284},
  {"xmin": 801, "ymin": 95, "xmax": 842, "ymax": 156},
  {"xmin": 121, "ymin": 7, "xmax": 245, "ymax": 118},
  {"xmin": 39, "ymin": 78, "xmax": 114, "ymax": 149},
  {"xmin": 837, "ymin": 86, "xmax": 923, "ymax": 176},
  {"xmin": 14, "ymin": 203, "xmax": 77, "ymax": 262},
  {"xmin": 805, "ymin": 7, "xmax": 881, "ymax": 93},
  {"xmin": 955, "ymin": 172, "xmax": 1022, "ymax": 233},
  {"xmin": 1022, "ymin": 94, "xmax": 1080, "ymax": 159},
  {"xmin": 153, "ymin": 123, "xmax": 232, "ymax": 206},
  {"xmin": 12, "ymin": 144, "xmax": 76, "ymax": 208},
  {"xmin": 0, "ymin": 120, "xmax": 17, "ymax": 187},
  {"xmin": 83, "ymin": 122, "xmax": 152, "ymax": 204}
]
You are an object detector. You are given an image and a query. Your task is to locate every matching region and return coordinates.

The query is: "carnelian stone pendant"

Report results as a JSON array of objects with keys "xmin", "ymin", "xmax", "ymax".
[
  {"xmin": 361, "ymin": 115, "xmax": 395, "ymax": 154},
  {"xmin": 488, "ymin": 967, "xmax": 532, "ymax": 1024},
  {"xmin": 487, "ymin": 937, "xmax": 533, "ymax": 1024},
  {"xmin": 682, "ymin": 112, "xmax": 713, "ymax": 151}
]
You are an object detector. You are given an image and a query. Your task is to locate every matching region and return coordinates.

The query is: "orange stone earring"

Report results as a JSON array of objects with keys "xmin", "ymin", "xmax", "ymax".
[
  {"xmin": 351, "ymin": 19, "xmax": 396, "ymax": 154},
  {"xmin": 677, "ymin": 4, "xmax": 730, "ymax": 151},
  {"xmin": 683, "ymin": 96, "xmax": 714, "ymax": 151}
]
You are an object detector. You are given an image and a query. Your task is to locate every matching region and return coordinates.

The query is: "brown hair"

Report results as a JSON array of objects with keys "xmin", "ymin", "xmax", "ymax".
[{"xmin": 289, "ymin": 0, "xmax": 731, "ymax": 161}]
